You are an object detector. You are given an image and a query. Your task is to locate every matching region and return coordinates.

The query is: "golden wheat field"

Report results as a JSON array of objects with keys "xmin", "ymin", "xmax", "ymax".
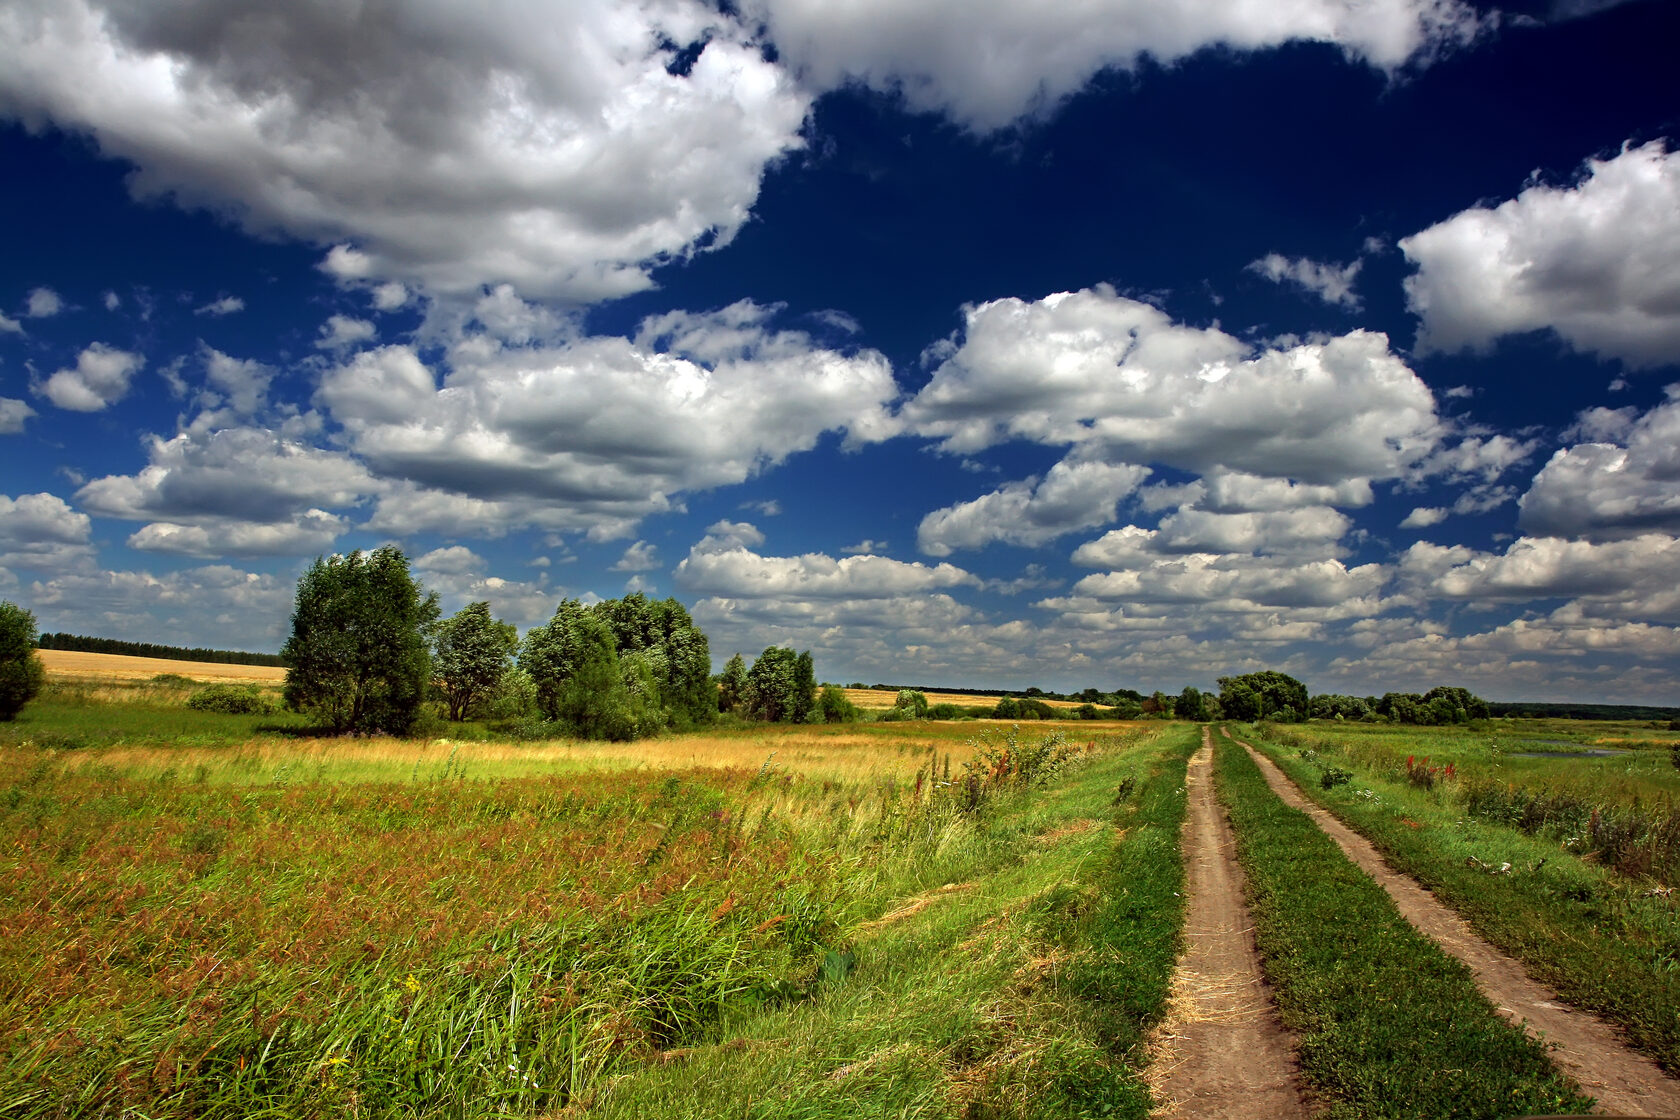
[
  {"xmin": 36, "ymin": 648, "xmax": 288, "ymax": 682},
  {"xmin": 841, "ymin": 687, "xmax": 1082, "ymax": 710}
]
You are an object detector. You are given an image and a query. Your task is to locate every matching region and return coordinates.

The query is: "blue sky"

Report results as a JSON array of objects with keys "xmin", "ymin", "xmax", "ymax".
[{"xmin": 1, "ymin": 0, "xmax": 1677, "ymax": 701}]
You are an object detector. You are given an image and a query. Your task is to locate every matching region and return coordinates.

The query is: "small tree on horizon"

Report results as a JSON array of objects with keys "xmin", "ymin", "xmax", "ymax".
[{"xmin": 0, "ymin": 601, "xmax": 45, "ymax": 721}]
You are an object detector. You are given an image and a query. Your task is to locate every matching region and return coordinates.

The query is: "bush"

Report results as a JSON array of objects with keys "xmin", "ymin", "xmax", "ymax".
[
  {"xmin": 185, "ymin": 684, "xmax": 276, "ymax": 715},
  {"xmin": 814, "ymin": 684, "xmax": 861, "ymax": 723},
  {"xmin": 0, "ymin": 602, "xmax": 45, "ymax": 721}
]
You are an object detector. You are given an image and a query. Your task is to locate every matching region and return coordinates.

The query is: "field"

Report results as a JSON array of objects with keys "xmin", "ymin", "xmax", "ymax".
[
  {"xmin": 5, "ymin": 655, "xmax": 1679, "ymax": 1117},
  {"xmin": 841, "ymin": 687, "xmax": 1084, "ymax": 711},
  {"xmin": 35, "ymin": 649, "xmax": 288, "ymax": 683}
]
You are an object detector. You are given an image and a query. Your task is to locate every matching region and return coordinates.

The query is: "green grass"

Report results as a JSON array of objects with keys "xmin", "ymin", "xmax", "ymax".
[
  {"xmin": 583, "ymin": 722, "xmax": 1200, "ymax": 1119},
  {"xmin": 1213, "ymin": 731, "xmax": 1591, "ymax": 1119},
  {"xmin": 1242, "ymin": 723, "xmax": 1680, "ymax": 1074}
]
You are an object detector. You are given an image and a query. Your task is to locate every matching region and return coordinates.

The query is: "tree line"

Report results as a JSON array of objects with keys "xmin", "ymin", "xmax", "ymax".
[{"xmin": 34, "ymin": 632, "xmax": 286, "ymax": 667}]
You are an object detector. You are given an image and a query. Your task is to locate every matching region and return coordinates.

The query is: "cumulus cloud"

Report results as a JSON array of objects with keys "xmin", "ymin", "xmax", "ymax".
[
  {"xmin": 611, "ymin": 540, "xmax": 661, "ymax": 572},
  {"xmin": 0, "ymin": 398, "xmax": 34, "ymax": 433},
  {"xmin": 1402, "ymin": 141, "xmax": 1680, "ymax": 368},
  {"xmin": 414, "ymin": 546, "xmax": 487, "ymax": 576},
  {"xmin": 917, "ymin": 458, "xmax": 1151, "ymax": 556},
  {"xmin": 19, "ymin": 563, "xmax": 295, "ymax": 651},
  {"xmin": 902, "ymin": 286, "xmax": 1442, "ymax": 484},
  {"xmin": 1154, "ymin": 506, "xmax": 1352, "ymax": 554},
  {"xmin": 1519, "ymin": 388, "xmax": 1680, "ymax": 538},
  {"xmin": 0, "ymin": 0, "xmax": 809, "ymax": 301},
  {"xmin": 319, "ymin": 304, "xmax": 898, "ymax": 539},
  {"xmin": 194, "ymin": 295, "xmax": 244, "ymax": 316},
  {"xmin": 25, "ymin": 287, "xmax": 61, "ymax": 317},
  {"xmin": 36, "ymin": 343, "xmax": 144, "ymax": 411},
  {"xmin": 77, "ymin": 425, "xmax": 374, "ymax": 555},
  {"xmin": 1247, "ymin": 253, "xmax": 1363, "ymax": 309},
  {"xmin": 749, "ymin": 0, "xmax": 1480, "ymax": 130},
  {"xmin": 676, "ymin": 526, "xmax": 978, "ymax": 601},
  {"xmin": 841, "ymin": 539, "xmax": 887, "ymax": 555},
  {"xmin": 1401, "ymin": 506, "xmax": 1449, "ymax": 528},
  {"xmin": 315, "ymin": 314, "xmax": 377, "ymax": 351},
  {"xmin": 0, "ymin": 312, "xmax": 23, "ymax": 334},
  {"xmin": 0, "ymin": 491, "xmax": 93, "ymax": 568},
  {"xmin": 1401, "ymin": 534, "xmax": 1680, "ymax": 620}
]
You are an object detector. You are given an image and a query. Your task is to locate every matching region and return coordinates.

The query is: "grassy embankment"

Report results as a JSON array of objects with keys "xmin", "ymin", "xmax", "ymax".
[
  {"xmin": 1213, "ymin": 731, "xmax": 1591, "ymax": 1119},
  {"xmin": 1241, "ymin": 720, "xmax": 1680, "ymax": 1073},
  {"xmin": 1, "ymin": 700, "xmax": 1193, "ymax": 1119}
]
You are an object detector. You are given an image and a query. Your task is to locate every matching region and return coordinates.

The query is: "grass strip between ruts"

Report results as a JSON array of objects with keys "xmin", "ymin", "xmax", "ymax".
[
  {"xmin": 1246, "ymin": 727, "xmax": 1680, "ymax": 1075},
  {"xmin": 1213, "ymin": 732, "xmax": 1592, "ymax": 1120}
]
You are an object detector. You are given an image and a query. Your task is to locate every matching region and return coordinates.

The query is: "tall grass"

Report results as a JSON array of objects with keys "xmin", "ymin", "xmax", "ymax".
[{"xmin": 0, "ymin": 724, "xmax": 1153, "ymax": 1118}]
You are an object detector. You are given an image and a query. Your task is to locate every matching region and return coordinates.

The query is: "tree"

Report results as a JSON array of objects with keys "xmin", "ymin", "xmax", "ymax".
[
  {"xmin": 815, "ymin": 684, "xmax": 861, "ymax": 723},
  {"xmin": 717, "ymin": 653, "xmax": 748, "ymax": 714},
  {"xmin": 894, "ymin": 689, "xmax": 929, "ymax": 718},
  {"xmin": 432, "ymin": 601, "xmax": 517, "ymax": 721},
  {"xmin": 1217, "ymin": 670, "xmax": 1308, "ymax": 723},
  {"xmin": 1177, "ymin": 685, "xmax": 1208, "ymax": 722},
  {"xmin": 0, "ymin": 601, "xmax": 45, "ymax": 721},
  {"xmin": 550, "ymin": 614, "xmax": 640, "ymax": 740},
  {"xmin": 741, "ymin": 646, "xmax": 816, "ymax": 723},
  {"xmin": 282, "ymin": 548, "xmax": 438, "ymax": 736},
  {"xmin": 521, "ymin": 598, "xmax": 592, "ymax": 720}
]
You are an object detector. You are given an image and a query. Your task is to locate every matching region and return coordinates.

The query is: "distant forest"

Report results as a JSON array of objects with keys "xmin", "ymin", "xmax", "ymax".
[
  {"xmin": 36, "ymin": 632, "xmax": 286, "ymax": 668},
  {"xmin": 1487, "ymin": 701, "xmax": 1680, "ymax": 721}
]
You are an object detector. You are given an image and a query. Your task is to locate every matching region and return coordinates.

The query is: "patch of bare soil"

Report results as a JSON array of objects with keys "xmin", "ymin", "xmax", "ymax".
[
  {"xmin": 1149, "ymin": 729, "xmax": 1312, "ymax": 1119},
  {"xmin": 1225, "ymin": 727, "xmax": 1680, "ymax": 1117}
]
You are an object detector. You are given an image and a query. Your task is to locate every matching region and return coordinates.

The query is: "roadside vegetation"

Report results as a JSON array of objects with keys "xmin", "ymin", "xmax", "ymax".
[
  {"xmin": 1213, "ymin": 733, "xmax": 1593, "ymax": 1118},
  {"xmin": 0, "ymin": 716, "xmax": 1188, "ymax": 1119},
  {"xmin": 1242, "ymin": 719, "xmax": 1680, "ymax": 1073}
]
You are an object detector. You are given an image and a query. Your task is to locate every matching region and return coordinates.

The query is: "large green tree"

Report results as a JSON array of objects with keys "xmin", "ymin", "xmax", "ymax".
[
  {"xmin": 281, "ymin": 548, "xmax": 439, "ymax": 735},
  {"xmin": 741, "ymin": 646, "xmax": 816, "ymax": 723},
  {"xmin": 0, "ymin": 601, "xmax": 45, "ymax": 721},
  {"xmin": 1217, "ymin": 670, "xmax": 1309, "ymax": 722},
  {"xmin": 431, "ymin": 601, "xmax": 517, "ymax": 721}
]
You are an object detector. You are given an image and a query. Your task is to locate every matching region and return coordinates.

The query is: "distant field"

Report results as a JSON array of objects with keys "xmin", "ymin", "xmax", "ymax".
[
  {"xmin": 842, "ymin": 687, "xmax": 1083, "ymax": 710},
  {"xmin": 36, "ymin": 648, "xmax": 288, "ymax": 682}
]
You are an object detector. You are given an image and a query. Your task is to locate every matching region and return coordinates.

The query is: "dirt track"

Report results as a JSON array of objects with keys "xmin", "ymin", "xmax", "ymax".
[
  {"xmin": 1225, "ymin": 727, "xmax": 1680, "ymax": 1117},
  {"xmin": 1150, "ymin": 729, "xmax": 1311, "ymax": 1119}
]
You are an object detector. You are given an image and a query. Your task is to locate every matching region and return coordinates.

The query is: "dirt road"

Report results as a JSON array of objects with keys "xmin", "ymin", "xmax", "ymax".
[
  {"xmin": 1225, "ymin": 727, "xmax": 1680, "ymax": 1117},
  {"xmin": 1150, "ymin": 729, "xmax": 1311, "ymax": 1119}
]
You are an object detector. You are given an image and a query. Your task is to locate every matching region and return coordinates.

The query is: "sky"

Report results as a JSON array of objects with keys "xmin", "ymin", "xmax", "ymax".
[{"xmin": 1, "ymin": 0, "xmax": 1677, "ymax": 703}]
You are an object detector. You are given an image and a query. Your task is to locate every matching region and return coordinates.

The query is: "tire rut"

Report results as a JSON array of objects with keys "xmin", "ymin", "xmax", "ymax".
[
  {"xmin": 1223, "ymin": 726, "xmax": 1680, "ymax": 1117},
  {"xmin": 1150, "ymin": 728, "xmax": 1312, "ymax": 1119}
]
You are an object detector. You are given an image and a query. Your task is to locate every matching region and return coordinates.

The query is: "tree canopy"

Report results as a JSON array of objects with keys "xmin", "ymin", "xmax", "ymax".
[
  {"xmin": 281, "ymin": 548, "xmax": 439, "ymax": 736},
  {"xmin": 0, "ymin": 601, "xmax": 45, "ymax": 722},
  {"xmin": 1217, "ymin": 670, "xmax": 1309, "ymax": 722},
  {"xmin": 431, "ymin": 601, "xmax": 517, "ymax": 721},
  {"xmin": 740, "ymin": 646, "xmax": 816, "ymax": 723}
]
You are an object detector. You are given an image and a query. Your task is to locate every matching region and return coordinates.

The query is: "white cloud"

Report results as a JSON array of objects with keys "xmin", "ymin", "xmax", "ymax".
[
  {"xmin": 102, "ymin": 291, "xmax": 120, "ymax": 311},
  {"xmin": 611, "ymin": 540, "xmax": 661, "ymax": 572},
  {"xmin": 0, "ymin": 0, "xmax": 809, "ymax": 302},
  {"xmin": 1401, "ymin": 534, "xmax": 1680, "ymax": 619},
  {"xmin": 675, "ymin": 529, "xmax": 977, "ymax": 601},
  {"xmin": 0, "ymin": 312, "xmax": 22, "ymax": 334},
  {"xmin": 1519, "ymin": 388, "xmax": 1680, "ymax": 538},
  {"xmin": 1247, "ymin": 253, "xmax": 1363, "ymax": 309},
  {"xmin": 194, "ymin": 295, "xmax": 244, "ymax": 317},
  {"xmin": 25, "ymin": 287, "xmax": 62, "ymax": 317},
  {"xmin": 0, "ymin": 491, "xmax": 93, "ymax": 568},
  {"xmin": 18, "ymin": 564, "xmax": 295, "ymax": 651},
  {"xmin": 902, "ymin": 287, "xmax": 1442, "ymax": 484},
  {"xmin": 196, "ymin": 346, "xmax": 273, "ymax": 419},
  {"xmin": 1401, "ymin": 506, "xmax": 1449, "ymax": 528},
  {"xmin": 841, "ymin": 539, "xmax": 887, "ymax": 555},
  {"xmin": 1194, "ymin": 471, "xmax": 1374, "ymax": 512},
  {"xmin": 1154, "ymin": 506, "xmax": 1351, "ymax": 554},
  {"xmin": 315, "ymin": 314, "xmax": 377, "ymax": 351},
  {"xmin": 414, "ymin": 545, "xmax": 487, "ymax": 576},
  {"xmin": 77, "ymin": 425, "xmax": 374, "ymax": 555},
  {"xmin": 36, "ymin": 343, "xmax": 144, "ymax": 411},
  {"xmin": 370, "ymin": 282, "xmax": 409, "ymax": 312},
  {"xmin": 749, "ymin": 0, "xmax": 1480, "ymax": 130},
  {"xmin": 917, "ymin": 458, "xmax": 1150, "ymax": 555},
  {"xmin": 320, "ymin": 305, "xmax": 898, "ymax": 539},
  {"xmin": 0, "ymin": 398, "xmax": 34, "ymax": 433},
  {"xmin": 1402, "ymin": 141, "xmax": 1680, "ymax": 368}
]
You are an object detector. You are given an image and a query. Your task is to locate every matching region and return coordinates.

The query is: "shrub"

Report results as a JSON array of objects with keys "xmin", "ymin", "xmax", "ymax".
[
  {"xmin": 814, "ymin": 684, "xmax": 861, "ymax": 723},
  {"xmin": 185, "ymin": 683, "xmax": 276, "ymax": 715}
]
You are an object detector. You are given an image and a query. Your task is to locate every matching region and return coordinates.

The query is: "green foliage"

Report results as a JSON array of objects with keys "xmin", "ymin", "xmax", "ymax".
[
  {"xmin": 894, "ymin": 689, "xmax": 928, "ymax": 718},
  {"xmin": 716, "ymin": 653, "xmax": 748, "ymax": 714},
  {"xmin": 1175, "ymin": 685, "xmax": 1208, "ymax": 722},
  {"xmin": 814, "ymin": 684, "xmax": 861, "ymax": 723},
  {"xmin": 0, "ymin": 601, "xmax": 46, "ymax": 721},
  {"xmin": 521, "ymin": 594, "xmax": 714, "ymax": 738},
  {"xmin": 281, "ymin": 548, "xmax": 439, "ymax": 736},
  {"xmin": 1374, "ymin": 686, "xmax": 1490, "ymax": 725},
  {"xmin": 1217, "ymin": 670, "xmax": 1308, "ymax": 723},
  {"xmin": 740, "ymin": 646, "xmax": 816, "ymax": 723},
  {"xmin": 1310, "ymin": 693, "xmax": 1374, "ymax": 721},
  {"xmin": 990, "ymin": 695, "xmax": 1056, "ymax": 720},
  {"xmin": 431, "ymin": 602, "xmax": 517, "ymax": 721},
  {"xmin": 184, "ymin": 683, "xmax": 276, "ymax": 715}
]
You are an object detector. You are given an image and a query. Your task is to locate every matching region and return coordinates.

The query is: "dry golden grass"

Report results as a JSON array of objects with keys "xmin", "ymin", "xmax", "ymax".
[
  {"xmin": 841, "ymin": 687, "xmax": 1083, "ymax": 710},
  {"xmin": 37, "ymin": 648, "xmax": 286, "ymax": 683}
]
